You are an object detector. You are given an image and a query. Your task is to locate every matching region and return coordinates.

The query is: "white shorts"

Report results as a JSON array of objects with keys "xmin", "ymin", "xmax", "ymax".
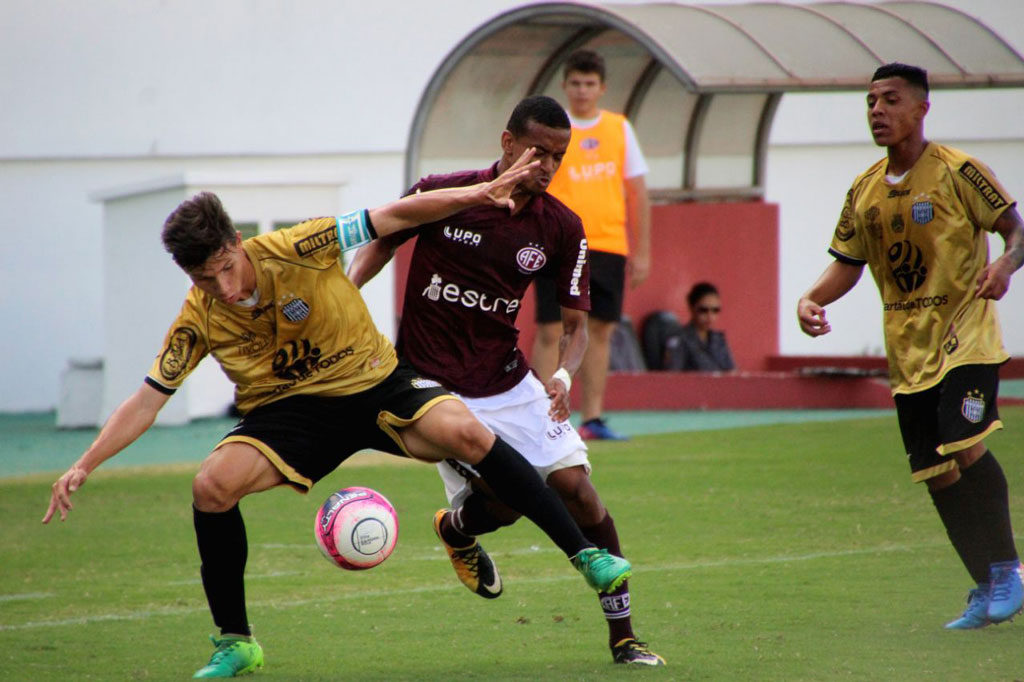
[{"xmin": 437, "ymin": 372, "xmax": 591, "ymax": 507}]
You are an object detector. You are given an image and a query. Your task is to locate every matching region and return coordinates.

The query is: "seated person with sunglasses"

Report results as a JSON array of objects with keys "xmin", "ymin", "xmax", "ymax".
[{"xmin": 664, "ymin": 281, "xmax": 735, "ymax": 372}]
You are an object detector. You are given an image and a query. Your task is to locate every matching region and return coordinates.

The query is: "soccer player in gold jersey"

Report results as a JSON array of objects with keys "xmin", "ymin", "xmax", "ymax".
[
  {"xmin": 798, "ymin": 63, "xmax": 1024, "ymax": 629},
  {"xmin": 42, "ymin": 151, "xmax": 632, "ymax": 678}
]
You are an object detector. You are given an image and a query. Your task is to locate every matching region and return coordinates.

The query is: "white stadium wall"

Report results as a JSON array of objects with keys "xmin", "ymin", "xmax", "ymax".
[{"xmin": 1, "ymin": 0, "xmax": 1022, "ymax": 414}]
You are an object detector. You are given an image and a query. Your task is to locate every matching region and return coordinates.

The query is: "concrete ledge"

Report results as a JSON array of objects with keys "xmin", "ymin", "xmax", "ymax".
[{"xmin": 580, "ymin": 371, "xmax": 894, "ymax": 411}]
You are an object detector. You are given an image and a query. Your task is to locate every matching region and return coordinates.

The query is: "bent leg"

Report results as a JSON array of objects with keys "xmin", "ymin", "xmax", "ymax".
[
  {"xmin": 193, "ymin": 442, "xmax": 287, "ymax": 637},
  {"xmin": 549, "ymin": 466, "xmax": 640, "ymax": 648},
  {"xmin": 399, "ymin": 399, "xmax": 591, "ymax": 558}
]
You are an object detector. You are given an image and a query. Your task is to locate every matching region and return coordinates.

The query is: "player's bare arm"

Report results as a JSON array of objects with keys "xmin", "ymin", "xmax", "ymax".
[
  {"xmin": 625, "ymin": 174, "xmax": 651, "ymax": 288},
  {"xmin": 546, "ymin": 307, "xmax": 588, "ymax": 422},
  {"xmin": 369, "ymin": 148, "xmax": 538, "ymax": 236},
  {"xmin": 797, "ymin": 260, "xmax": 864, "ymax": 337},
  {"xmin": 976, "ymin": 206, "xmax": 1024, "ymax": 300},
  {"xmin": 43, "ymin": 382, "xmax": 170, "ymax": 523},
  {"xmin": 347, "ymin": 237, "xmax": 399, "ymax": 289}
]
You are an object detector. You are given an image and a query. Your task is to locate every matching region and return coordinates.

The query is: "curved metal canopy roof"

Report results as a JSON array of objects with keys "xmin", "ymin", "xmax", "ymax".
[{"xmin": 408, "ymin": 1, "xmax": 1024, "ymax": 199}]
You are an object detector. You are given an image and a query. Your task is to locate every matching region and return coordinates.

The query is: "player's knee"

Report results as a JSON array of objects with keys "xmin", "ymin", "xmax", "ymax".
[
  {"xmin": 444, "ymin": 417, "xmax": 494, "ymax": 463},
  {"xmin": 925, "ymin": 468, "xmax": 961, "ymax": 492},
  {"xmin": 192, "ymin": 470, "xmax": 240, "ymax": 512}
]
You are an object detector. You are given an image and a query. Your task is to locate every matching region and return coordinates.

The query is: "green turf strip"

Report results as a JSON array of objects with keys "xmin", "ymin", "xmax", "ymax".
[
  {"xmin": 0, "ymin": 409, "xmax": 892, "ymax": 478},
  {"xmin": 2, "ymin": 409, "xmax": 1022, "ymax": 681}
]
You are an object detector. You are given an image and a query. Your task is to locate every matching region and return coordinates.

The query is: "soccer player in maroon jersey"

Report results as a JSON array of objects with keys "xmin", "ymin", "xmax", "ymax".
[
  {"xmin": 42, "ymin": 158, "xmax": 632, "ymax": 678},
  {"xmin": 348, "ymin": 95, "xmax": 664, "ymax": 666}
]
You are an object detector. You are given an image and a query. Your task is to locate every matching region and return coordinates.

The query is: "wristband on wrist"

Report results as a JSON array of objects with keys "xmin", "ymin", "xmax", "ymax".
[{"xmin": 552, "ymin": 367, "xmax": 572, "ymax": 392}]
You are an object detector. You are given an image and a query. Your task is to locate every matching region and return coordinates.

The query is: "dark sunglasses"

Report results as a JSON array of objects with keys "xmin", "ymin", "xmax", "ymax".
[{"xmin": 696, "ymin": 306, "xmax": 721, "ymax": 314}]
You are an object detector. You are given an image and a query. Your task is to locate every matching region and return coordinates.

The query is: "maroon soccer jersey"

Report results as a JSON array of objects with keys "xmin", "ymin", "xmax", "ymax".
[{"xmin": 391, "ymin": 163, "xmax": 590, "ymax": 397}]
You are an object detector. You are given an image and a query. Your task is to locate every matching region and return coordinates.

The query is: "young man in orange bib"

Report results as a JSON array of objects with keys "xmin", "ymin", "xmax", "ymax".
[{"xmin": 531, "ymin": 49, "xmax": 651, "ymax": 441}]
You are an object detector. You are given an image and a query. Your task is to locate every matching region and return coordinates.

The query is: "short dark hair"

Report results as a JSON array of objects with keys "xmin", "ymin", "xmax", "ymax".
[
  {"xmin": 871, "ymin": 62, "xmax": 929, "ymax": 97},
  {"xmin": 161, "ymin": 191, "xmax": 236, "ymax": 270},
  {"xmin": 687, "ymin": 281, "xmax": 719, "ymax": 308},
  {"xmin": 506, "ymin": 95, "xmax": 570, "ymax": 137},
  {"xmin": 563, "ymin": 49, "xmax": 605, "ymax": 82}
]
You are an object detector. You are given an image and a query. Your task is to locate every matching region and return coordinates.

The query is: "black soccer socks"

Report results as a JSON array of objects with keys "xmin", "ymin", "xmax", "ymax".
[
  {"xmin": 582, "ymin": 513, "xmax": 635, "ymax": 646},
  {"xmin": 930, "ymin": 477, "xmax": 989, "ymax": 584},
  {"xmin": 959, "ymin": 451, "xmax": 1019, "ymax": 565},
  {"xmin": 193, "ymin": 504, "xmax": 251, "ymax": 636},
  {"xmin": 472, "ymin": 436, "xmax": 591, "ymax": 558}
]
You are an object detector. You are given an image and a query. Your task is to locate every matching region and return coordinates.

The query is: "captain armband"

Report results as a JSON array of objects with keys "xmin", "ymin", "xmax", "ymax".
[{"xmin": 336, "ymin": 209, "xmax": 379, "ymax": 252}]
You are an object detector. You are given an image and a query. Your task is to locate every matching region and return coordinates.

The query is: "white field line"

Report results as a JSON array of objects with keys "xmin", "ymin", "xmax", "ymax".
[
  {"xmin": 0, "ymin": 592, "xmax": 53, "ymax": 603},
  {"xmin": 0, "ymin": 541, "xmax": 946, "ymax": 632}
]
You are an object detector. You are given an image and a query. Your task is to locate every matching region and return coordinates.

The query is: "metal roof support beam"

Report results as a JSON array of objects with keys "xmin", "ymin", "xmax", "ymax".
[
  {"xmin": 683, "ymin": 93, "xmax": 711, "ymax": 191},
  {"xmin": 753, "ymin": 93, "xmax": 782, "ymax": 192},
  {"xmin": 528, "ymin": 27, "xmax": 608, "ymax": 96},
  {"xmin": 624, "ymin": 57, "xmax": 662, "ymax": 121}
]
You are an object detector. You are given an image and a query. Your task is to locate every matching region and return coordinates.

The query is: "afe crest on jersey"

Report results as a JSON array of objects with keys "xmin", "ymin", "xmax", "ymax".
[{"xmin": 516, "ymin": 246, "xmax": 546, "ymax": 273}]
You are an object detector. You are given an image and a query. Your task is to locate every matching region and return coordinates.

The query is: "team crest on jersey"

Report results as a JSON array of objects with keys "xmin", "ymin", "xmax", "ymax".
[
  {"xmin": 961, "ymin": 390, "xmax": 985, "ymax": 424},
  {"xmin": 581, "ymin": 137, "xmax": 600, "ymax": 150},
  {"xmin": 281, "ymin": 298, "xmax": 310, "ymax": 322},
  {"xmin": 516, "ymin": 245, "xmax": 546, "ymax": 272},
  {"xmin": 911, "ymin": 194, "xmax": 933, "ymax": 224},
  {"xmin": 411, "ymin": 378, "xmax": 442, "ymax": 389}
]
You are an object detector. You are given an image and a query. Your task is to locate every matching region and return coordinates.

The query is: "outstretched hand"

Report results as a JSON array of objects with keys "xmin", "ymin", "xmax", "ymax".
[
  {"xmin": 42, "ymin": 464, "xmax": 89, "ymax": 523},
  {"xmin": 483, "ymin": 148, "xmax": 538, "ymax": 211}
]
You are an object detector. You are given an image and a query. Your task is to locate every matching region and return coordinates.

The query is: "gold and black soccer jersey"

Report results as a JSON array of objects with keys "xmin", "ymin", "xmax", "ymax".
[
  {"xmin": 829, "ymin": 143, "xmax": 1015, "ymax": 395},
  {"xmin": 146, "ymin": 212, "xmax": 397, "ymax": 413}
]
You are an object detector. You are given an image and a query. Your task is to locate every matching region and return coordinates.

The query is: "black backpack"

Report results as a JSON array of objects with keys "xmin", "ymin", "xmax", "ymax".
[
  {"xmin": 641, "ymin": 311, "xmax": 683, "ymax": 370},
  {"xmin": 608, "ymin": 315, "xmax": 647, "ymax": 371}
]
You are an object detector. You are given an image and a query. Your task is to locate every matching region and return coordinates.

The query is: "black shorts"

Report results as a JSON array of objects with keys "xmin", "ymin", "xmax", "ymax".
[
  {"xmin": 535, "ymin": 250, "xmax": 626, "ymax": 324},
  {"xmin": 893, "ymin": 363, "xmax": 1003, "ymax": 483},
  {"xmin": 217, "ymin": 361, "xmax": 454, "ymax": 491}
]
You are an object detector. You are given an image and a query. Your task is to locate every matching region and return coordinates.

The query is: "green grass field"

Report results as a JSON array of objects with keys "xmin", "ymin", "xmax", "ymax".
[{"xmin": 3, "ymin": 409, "xmax": 1023, "ymax": 681}]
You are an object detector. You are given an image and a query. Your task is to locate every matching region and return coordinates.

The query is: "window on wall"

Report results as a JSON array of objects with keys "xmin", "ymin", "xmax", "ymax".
[{"xmin": 235, "ymin": 222, "xmax": 259, "ymax": 240}]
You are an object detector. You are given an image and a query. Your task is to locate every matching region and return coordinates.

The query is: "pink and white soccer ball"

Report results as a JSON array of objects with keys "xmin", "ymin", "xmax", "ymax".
[{"xmin": 314, "ymin": 486, "xmax": 398, "ymax": 570}]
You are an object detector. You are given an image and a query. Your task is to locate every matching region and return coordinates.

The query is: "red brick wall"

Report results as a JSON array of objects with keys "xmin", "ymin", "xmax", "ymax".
[{"xmin": 392, "ymin": 200, "xmax": 780, "ymax": 371}]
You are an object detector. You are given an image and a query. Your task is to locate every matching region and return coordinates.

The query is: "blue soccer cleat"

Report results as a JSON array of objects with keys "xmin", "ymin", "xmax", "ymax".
[
  {"xmin": 945, "ymin": 586, "xmax": 990, "ymax": 629},
  {"xmin": 578, "ymin": 418, "xmax": 629, "ymax": 441},
  {"xmin": 987, "ymin": 560, "xmax": 1024, "ymax": 624}
]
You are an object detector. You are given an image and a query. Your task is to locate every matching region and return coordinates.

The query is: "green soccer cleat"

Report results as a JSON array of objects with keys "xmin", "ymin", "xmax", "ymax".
[
  {"xmin": 571, "ymin": 547, "xmax": 631, "ymax": 593},
  {"xmin": 612, "ymin": 638, "xmax": 666, "ymax": 666},
  {"xmin": 433, "ymin": 509, "xmax": 503, "ymax": 599},
  {"xmin": 193, "ymin": 634, "xmax": 264, "ymax": 678}
]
